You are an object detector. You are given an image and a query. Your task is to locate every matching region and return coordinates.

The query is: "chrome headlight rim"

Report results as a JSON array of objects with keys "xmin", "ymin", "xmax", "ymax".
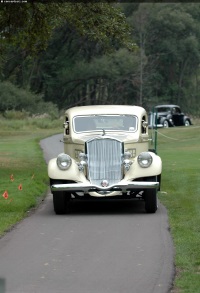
[
  {"xmin": 57, "ymin": 153, "xmax": 72, "ymax": 170},
  {"xmin": 137, "ymin": 152, "xmax": 152, "ymax": 168}
]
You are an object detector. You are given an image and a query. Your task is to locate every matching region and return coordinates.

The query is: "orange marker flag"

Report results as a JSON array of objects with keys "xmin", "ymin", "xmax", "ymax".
[
  {"xmin": 10, "ymin": 174, "xmax": 14, "ymax": 182},
  {"xmin": 18, "ymin": 184, "xmax": 22, "ymax": 191},
  {"xmin": 2, "ymin": 191, "xmax": 9, "ymax": 199}
]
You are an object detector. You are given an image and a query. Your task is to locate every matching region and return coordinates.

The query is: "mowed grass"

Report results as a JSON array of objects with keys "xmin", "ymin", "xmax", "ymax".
[
  {"xmin": 0, "ymin": 118, "xmax": 61, "ymax": 235},
  {"xmin": 0, "ymin": 117, "xmax": 200, "ymax": 292},
  {"xmin": 154, "ymin": 125, "xmax": 200, "ymax": 293}
]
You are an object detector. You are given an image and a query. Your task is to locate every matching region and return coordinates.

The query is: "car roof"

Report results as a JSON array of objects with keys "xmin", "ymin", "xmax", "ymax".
[
  {"xmin": 65, "ymin": 105, "xmax": 146, "ymax": 116},
  {"xmin": 155, "ymin": 104, "xmax": 180, "ymax": 108}
]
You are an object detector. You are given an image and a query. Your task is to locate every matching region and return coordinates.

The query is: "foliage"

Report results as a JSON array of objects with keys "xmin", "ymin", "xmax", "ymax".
[
  {"xmin": 0, "ymin": 2, "xmax": 134, "ymax": 55},
  {"xmin": 0, "ymin": 81, "xmax": 59, "ymax": 118},
  {"xmin": 0, "ymin": 3, "xmax": 58, "ymax": 55},
  {"xmin": 0, "ymin": 2, "xmax": 137, "ymax": 115},
  {"xmin": 1, "ymin": 24, "xmax": 140, "ymax": 108},
  {"xmin": 3, "ymin": 110, "xmax": 29, "ymax": 120},
  {"xmin": 44, "ymin": 48, "xmax": 141, "ymax": 108},
  {"xmin": 1, "ymin": 3, "xmax": 200, "ymax": 116},
  {"xmin": 0, "ymin": 115, "xmax": 61, "ymax": 131},
  {"xmin": 125, "ymin": 3, "xmax": 200, "ymax": 110}
]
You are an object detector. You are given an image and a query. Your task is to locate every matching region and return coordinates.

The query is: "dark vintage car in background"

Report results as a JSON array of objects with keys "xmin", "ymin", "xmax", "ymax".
[{"xmin": 148, "ymin": 104, "xmax": 192, "ymax": 128}]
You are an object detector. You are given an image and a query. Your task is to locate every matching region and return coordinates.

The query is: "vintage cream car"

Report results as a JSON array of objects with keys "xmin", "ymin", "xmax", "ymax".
[{"xmin": 48, "ymin": 105, "xmax": 162, "ymax": 214}]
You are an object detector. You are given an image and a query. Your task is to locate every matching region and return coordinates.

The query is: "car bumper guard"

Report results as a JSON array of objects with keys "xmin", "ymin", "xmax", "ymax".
[{"xmin": 51, "ymin": 181, "xmax": 159, "ymax": 193}]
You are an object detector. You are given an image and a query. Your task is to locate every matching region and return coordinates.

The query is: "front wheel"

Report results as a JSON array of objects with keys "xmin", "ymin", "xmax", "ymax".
[
  {"xmin": 53, "ymin": 191, "xmax": 70, "ymax": 214},
  {"xmin": 184, "ymin": 119, "xmax": 190, "ymax": 126},
  {"xmin": 145, "ymin": 189, "xmax": 157, "ymax": 214},
  {"xmin": 145, "ymin": 189, "xmax": 157, "ymax": 213},
  {"xmin": 163, "ymin": 120, "xmax": 169, "ymax": 128}
]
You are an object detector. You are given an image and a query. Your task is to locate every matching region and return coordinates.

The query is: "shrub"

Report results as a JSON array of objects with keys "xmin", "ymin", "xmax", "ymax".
[
  {"xmin": 4, "ymin": 110, "xmax": 29, "ymax": 120},
  {"xmin": 0, "ymin": 81, "xmax": 59, "ymax": 119}
]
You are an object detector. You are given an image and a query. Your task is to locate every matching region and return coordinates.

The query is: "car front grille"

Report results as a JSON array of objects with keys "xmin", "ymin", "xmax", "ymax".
[{"xmin": 86, "ymin": 137, "xmax": 123, "ymax": 186}]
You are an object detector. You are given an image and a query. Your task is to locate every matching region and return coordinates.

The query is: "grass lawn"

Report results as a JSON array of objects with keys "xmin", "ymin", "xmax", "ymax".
[
  {"xmin": 0, "ymin": 118, "xmax": 61, "ymax": 235},
  {"xmin": 0, "ymin": 117, "xmax": 200, "ymax": 292},
  {"xmin": 154, "ymin": 125, "xmax": 200, "ymax": 293}
]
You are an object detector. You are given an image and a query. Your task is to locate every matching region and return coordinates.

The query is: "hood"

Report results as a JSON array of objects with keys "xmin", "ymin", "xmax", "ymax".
[{"xmin": 72, "ymin": 132, "xmax": 140, "ymax": 143}]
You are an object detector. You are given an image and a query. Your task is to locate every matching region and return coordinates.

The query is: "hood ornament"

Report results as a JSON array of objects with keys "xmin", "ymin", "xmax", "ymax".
[
  {"xmin": 102, "ymin": 129, "xmax": 106, "ymax": 136},
  {"xmin": 101, "ymin": 180, "xmax": 109, "ymax": 187}
]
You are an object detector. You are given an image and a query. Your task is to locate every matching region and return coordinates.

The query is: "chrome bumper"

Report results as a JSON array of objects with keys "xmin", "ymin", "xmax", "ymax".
[{"xmin": 51, "ymin": 181, "xmax": 159, "ymax": 193}]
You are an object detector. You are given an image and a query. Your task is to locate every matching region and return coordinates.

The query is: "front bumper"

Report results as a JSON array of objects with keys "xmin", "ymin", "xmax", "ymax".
[{"xmin": 51, "ymin": 181, "xmax": 159, "ymax": 193}]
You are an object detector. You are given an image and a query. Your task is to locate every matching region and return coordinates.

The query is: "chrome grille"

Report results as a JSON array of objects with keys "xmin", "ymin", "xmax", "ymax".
[{"xmin": 86, "ymin": 138, "xmax": 123, "ymax": 186}]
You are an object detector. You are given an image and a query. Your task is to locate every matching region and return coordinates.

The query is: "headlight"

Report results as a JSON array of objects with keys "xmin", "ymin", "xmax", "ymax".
[
  {"xmin": 138, "ymin": 152, "xmax": 152, "ymax": 168},
  {"xmin": 57, "ymin": 153, "xmax": 72, "ymax": 170}
]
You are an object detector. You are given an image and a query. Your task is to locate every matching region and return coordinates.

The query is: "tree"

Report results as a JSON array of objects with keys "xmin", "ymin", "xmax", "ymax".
[
  {"xmin": 122, "ymin": 3, "xmax": 200, "ymax": 112},
  {"xmin": 0, "ymin": 2, "xmax": 135, "ymax": 56},
  {"xmin": 1, "ymin": 16, "xmax": 140, "ymax": 109},
  {"xmin": 51, "ymin": 48, "xmax": 141, "ymax": 107},
  {"xmin": 146, "ymin": 3, "xmax": 200, "ymax": 106},
  {"xmin": 3, "ymin": 2, "xmax": 200, "ymax": 115},
  {"xmin": 126, "ymin": 4, "xmax": 152, "ymax": 106}
]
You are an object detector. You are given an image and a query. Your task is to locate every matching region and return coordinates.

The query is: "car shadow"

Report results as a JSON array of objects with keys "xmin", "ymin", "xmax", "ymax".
[{"xmin": 67, "ymin": 199, "xmax": 146, "ymax": 215}]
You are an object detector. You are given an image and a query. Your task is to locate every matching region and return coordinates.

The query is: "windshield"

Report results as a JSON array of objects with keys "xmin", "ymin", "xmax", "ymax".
[
  {"xmin": 156, "ymin": 107, "xmax": 171, "ymax": 113},
  {"xmin": 156, "ymin": 107, "xmax": 181, "ymax": 113},
  {"xmin": 73, "ymin": 115, "xmax": 137, "ymax": 133}
]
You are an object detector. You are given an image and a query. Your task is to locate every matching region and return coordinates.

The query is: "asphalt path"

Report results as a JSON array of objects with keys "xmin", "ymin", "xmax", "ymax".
[{"xmin": 0, "ymin": 133, "xmax": 174, "ymax": 293}]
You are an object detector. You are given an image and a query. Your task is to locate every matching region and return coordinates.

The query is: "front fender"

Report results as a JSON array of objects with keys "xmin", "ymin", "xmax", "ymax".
[
  {"xmin": 184, "ymin": 116, "xmax": 192, "ymax": 124},
  {"xmin": 48, "ymin": 158, "xmax": 87, "ymax": 182},
  {"xmin": 124, "ymin": 152, "xmax": 162, "ymax": 181},
  {"xmin": 48, "ymin": 153, "xmax": 162, "ymax": 183}
]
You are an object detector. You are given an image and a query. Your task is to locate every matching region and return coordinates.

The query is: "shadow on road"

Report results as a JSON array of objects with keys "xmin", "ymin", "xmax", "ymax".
[{"xmin": 61, "ymin": 199, "xmax": 146, "ymax": 216}]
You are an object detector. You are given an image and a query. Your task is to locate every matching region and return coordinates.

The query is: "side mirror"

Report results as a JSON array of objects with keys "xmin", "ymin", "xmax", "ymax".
[
  {"xmin": 63, "ymin": 122, "xmax": 69, "ymax": 129},
  {"xmin": 142, "ymin": 120, "xmax": 148, "ymax": 128}
]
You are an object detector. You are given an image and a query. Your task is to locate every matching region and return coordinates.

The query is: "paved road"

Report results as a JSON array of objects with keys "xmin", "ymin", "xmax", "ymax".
[{"xmin": 0, "ymin": 134, "xmax": 174, "ymax": 293}]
